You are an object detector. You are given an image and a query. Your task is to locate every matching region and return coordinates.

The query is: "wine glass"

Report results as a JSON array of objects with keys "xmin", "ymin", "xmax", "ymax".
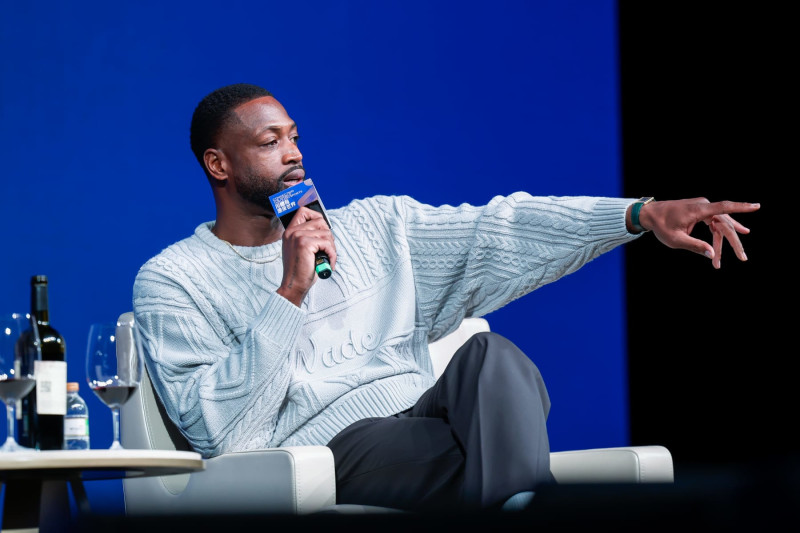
[
  {"xmin": 85, "ymin": 320, "xmax": 142, "ymax": 450},
  {"xmin": 0, "ymin": 312, "xmax": 40, "ymax": 452}
]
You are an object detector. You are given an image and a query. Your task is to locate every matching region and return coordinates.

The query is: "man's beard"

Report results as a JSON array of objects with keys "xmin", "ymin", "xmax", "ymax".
[{"xmin": 236, "ymin": 165, "xmax": 302, "ymax": 210}]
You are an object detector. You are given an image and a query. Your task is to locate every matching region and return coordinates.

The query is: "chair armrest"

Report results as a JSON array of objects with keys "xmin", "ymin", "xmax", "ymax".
[
  {"xmin": 123, "ymin": 446, "xmax": 336, "ymax": 516},
  {"xmin": 550, "ymin": 445, "xmax": 674, "ymax": 484}
]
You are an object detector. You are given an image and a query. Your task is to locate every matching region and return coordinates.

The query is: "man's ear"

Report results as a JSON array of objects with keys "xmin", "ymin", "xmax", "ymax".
[{"xmin": 204, "ymin": 148, "xmax": 228, "ymax": 182}]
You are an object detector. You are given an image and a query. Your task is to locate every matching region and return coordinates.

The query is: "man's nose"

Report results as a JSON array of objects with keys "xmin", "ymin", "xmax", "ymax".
[{"xmin": 282, "ymin": 145, "xmax": 302, "ymax": 164}]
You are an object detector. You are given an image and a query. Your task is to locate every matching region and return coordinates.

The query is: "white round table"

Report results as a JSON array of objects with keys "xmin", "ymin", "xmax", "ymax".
[{"xmin": 0, "ymin": 449, "xmax": 204, "ymax": 531}]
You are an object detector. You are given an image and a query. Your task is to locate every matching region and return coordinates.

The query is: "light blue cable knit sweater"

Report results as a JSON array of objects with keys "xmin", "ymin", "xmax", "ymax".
[{"xmin": 132, "ymin": 193, "xmax": 639, "ymax": 458}]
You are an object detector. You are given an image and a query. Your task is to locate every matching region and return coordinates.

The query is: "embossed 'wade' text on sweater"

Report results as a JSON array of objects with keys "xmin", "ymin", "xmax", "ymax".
[{"xmin": 133, "ymin": 193, "xmax": 639, "ymax": 458}]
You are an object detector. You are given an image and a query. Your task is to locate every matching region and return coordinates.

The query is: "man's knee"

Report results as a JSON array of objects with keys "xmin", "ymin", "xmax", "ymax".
[{"xmin": 459, "ymin": 331, "xmax": 535, "ymax": 368}]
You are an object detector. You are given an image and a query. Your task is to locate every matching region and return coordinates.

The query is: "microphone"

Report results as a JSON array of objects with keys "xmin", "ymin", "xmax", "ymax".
[
  {"xmin": 314, "ymin": 251, "xmax": 332, "ymax": 279},
  {"xmin": 268, "ymin": 178, "xmax": 333, "ymax": 279}
]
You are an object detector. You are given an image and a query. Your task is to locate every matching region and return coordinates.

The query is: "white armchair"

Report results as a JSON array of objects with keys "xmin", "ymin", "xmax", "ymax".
[{"xmin": 118, "ymin": 312, "xmax": 673, "ymax": 516}]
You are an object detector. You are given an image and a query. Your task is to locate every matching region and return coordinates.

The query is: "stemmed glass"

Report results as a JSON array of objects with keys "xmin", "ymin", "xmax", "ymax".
[
  {"xmin": 85, "ymin": 320, "xmax": 142, "ymax": 450},
  {"xmin": 0, "ymin": 312, "xmax": 41, "ymax": 452}
]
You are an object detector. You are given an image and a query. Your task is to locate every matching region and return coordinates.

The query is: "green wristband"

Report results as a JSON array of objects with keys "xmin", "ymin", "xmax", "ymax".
[{"xmin": 631, "ymin": 197, "xmax": 654, "ymax": 232}]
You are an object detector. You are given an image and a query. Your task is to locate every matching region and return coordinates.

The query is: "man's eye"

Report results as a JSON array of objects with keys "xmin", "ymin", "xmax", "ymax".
[
  {"xmin": 292, "ymin": 135, "xmax": 300, "ymax": 143},
  {"xmin": 262, "ymin": 139, "xmax": 278, "ymax": 146}
]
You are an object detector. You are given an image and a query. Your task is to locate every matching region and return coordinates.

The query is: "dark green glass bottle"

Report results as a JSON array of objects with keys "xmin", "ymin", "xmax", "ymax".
[{"xmin": 18, "ymin": 275, "xmax": 67, "ymax": 450}]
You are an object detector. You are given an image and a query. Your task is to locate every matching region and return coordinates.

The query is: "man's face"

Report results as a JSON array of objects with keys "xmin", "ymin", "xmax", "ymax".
[{"xmin": 218, "ymin": 96, "xmax": 305, "ymax": 209}]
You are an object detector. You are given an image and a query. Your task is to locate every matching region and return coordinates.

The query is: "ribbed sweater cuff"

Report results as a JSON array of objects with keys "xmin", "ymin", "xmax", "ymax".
[
  {"xmin": 252, "ymin": 291, "xmax": 306, "ymax": 348},
  {"xmin": 591, "ymin": 197, "xmax": 638, "ymax": 237}
]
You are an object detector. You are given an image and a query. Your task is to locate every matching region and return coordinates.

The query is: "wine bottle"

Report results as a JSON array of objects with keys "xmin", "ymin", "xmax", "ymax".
[{"xmin": 17, "ymin": 275, "xmax": 67, "ymax": 450}]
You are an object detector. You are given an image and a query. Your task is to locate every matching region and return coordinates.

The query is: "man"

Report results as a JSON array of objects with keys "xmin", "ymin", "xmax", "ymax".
[{"xmin": 132, "ymin": 83, "xmax": 759, "ymax": 512}]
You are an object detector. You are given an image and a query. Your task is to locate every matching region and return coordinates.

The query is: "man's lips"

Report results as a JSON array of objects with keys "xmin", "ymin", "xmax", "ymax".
[{"xmin": 281, "ymin": 167, "xmax": 305, "ymax": 186}]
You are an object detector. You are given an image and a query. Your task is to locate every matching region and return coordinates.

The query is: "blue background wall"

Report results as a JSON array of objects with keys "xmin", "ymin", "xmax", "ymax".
[{"xmin": 1, "ymin": 0, "xmax": 626, "ymax": 515}]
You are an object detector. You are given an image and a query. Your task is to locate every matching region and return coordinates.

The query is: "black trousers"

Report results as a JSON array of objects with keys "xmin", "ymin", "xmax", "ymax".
[{"xmin": 327, "ymin": 332, "xmax": 554, "ymax": 512}]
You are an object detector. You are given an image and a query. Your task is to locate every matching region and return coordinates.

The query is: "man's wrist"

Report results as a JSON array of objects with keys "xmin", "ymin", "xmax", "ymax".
[
  {"xmin": 276, "ymin": 285, "xmax": 305, "ymax": 307},
  {"xmin": 630, "ymin": 197, "xmax": 655, "ymax": 233}
]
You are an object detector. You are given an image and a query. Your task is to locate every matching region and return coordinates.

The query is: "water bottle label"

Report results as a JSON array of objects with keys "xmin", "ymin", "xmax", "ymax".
[
  {"xmin": 64, "ymin": 417, "xmax": 89, "ymax": 437},
  {"xmin": 35, "ymin": 360, "xmax": 67, "ymax": 414}
]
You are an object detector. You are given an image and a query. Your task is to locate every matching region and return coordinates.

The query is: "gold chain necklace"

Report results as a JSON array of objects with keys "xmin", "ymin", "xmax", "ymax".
[{"xmin": 221, "ymin": 239, "xmax": 281, "ymax": 264}]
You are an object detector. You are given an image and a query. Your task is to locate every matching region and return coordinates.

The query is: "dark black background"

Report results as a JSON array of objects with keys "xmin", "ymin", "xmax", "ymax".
[{"xmin": 620, "ymin": 1, "xmax": 792, "ymax": 477}]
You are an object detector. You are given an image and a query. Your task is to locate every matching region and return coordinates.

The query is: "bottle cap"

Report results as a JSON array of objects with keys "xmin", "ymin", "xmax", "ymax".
[{"xmin": 67, "ymin": 382, "xmax": 79, "ymax": 392}]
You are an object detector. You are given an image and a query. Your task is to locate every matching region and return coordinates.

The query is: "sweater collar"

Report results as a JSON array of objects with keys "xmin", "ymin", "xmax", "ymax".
[{"xmin": 195, "ymin": 221, "xmax": 282, "ymax": 263}]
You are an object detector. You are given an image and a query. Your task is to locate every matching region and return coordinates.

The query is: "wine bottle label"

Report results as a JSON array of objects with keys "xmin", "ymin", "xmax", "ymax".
[{"xmin": 34, "ymin": 360, "xmax": 67, "ymax": 415}]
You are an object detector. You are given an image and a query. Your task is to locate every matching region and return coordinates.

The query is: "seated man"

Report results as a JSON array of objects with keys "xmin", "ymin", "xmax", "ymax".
[{"xmin": 132, "ymin": 83, "xmax": 759, "ymax": 511}]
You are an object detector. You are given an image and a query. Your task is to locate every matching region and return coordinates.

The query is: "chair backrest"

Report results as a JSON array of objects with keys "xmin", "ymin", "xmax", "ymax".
[
  {"xmin": 119, "ymin": 312, "xmax": 197, "ymax": 497},
  {"xmin": 119, "ymin": 312, "xmax": 490, "ymax": 454},
  {"xmin": 428, "ymin": 318, "xmax": 490, "ymax": 377}
]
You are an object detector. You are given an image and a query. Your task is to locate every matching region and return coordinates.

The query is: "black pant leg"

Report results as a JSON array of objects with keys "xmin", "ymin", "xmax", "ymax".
[
  {"xmin": 328, "ymin": 331, "xmax": 553, "ymax": 511},
  {"xmin": 410, "ymin": 332, "xmax": 554, "ymax": 507},
  {"xmin": 328, "ymin": 415, "xmax": 465, "ymax": 511}
]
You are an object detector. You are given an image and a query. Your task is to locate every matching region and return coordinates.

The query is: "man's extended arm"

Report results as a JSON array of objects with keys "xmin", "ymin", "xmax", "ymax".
[{"xmin": 394, "ymin": 194, "xmax": 639, "ymax": 342}]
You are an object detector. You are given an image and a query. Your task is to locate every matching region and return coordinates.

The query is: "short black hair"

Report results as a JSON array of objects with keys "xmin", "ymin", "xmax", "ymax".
[{"xmin": 189, "ymin": 83, "xmax": 273, "ymax": 171}]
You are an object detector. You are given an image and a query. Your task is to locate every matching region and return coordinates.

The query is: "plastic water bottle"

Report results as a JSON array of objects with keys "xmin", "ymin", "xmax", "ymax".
[{"xmin": 64, "ymin": 381, "xmax": 90, "ymax": 449}]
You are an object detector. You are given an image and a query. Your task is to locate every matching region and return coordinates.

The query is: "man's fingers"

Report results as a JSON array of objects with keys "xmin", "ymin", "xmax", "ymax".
[
  {"xmin": 699, "ymin": 201, "xmax": 761, "ymax": 219},
  {"xmin": 284, "ymin": 211, "xmax": 337, "ymax": 271},
  {"xmin": 702, "ymin": 213, "xmax": 749, "ymax": 268},
  {"xmin": 286, "ymin": 206, "xmax": 327, "ymax": 228},
  {"xmin": 664, "ymin": 231, "xmax": 710, "ymax": 258},
  {"xmin": 711, "ymin": 216, "xmax": 751, "ymax": 236},
  {"xmin": 651, "ymin": 199, "xmax": 758, "ymax": 270}
]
